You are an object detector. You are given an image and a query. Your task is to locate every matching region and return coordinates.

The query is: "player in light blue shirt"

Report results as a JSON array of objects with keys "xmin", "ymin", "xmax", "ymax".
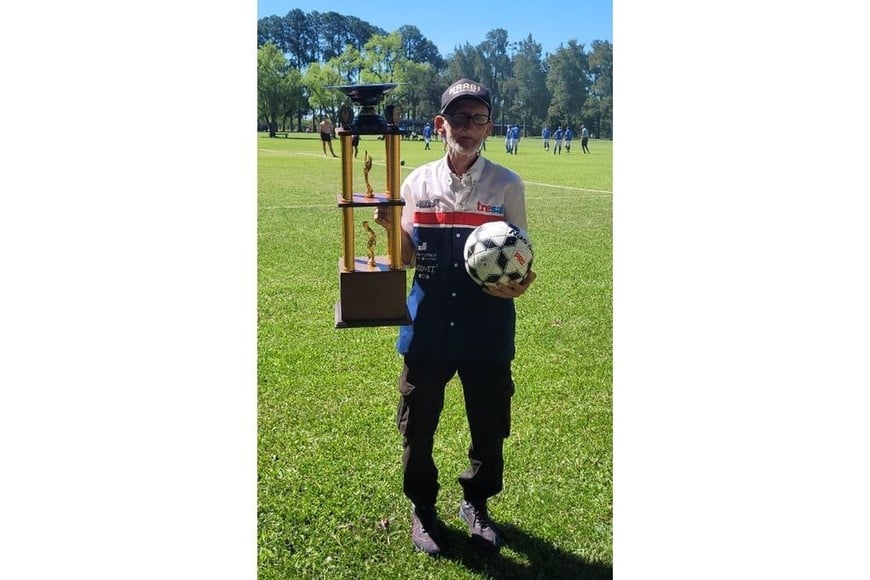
[
  {"xmin": 423, "ymin": 122, "xmax": 433, "ymax": 150},
  {"xmin": 553, "ymin": 126, "xmax": 563, "ymax": 155},
  {"xmin": 510, "ymin": 125, "xmax": 520, "ymax": 155}
]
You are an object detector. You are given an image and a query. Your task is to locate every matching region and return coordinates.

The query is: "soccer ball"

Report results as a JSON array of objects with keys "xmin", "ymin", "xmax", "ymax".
[{"xmin": 464, "ymin": 221, "xmax": 534, "ymax": 286}]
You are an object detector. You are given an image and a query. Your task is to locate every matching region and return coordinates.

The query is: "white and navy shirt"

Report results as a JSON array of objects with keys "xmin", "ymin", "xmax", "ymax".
[{"xmin": 397, "ymin": 155, "xmax": 528, "ymax": 363}]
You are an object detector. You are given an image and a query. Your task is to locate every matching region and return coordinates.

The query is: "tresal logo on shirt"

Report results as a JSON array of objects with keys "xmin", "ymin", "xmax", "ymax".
[{"xmin": 477, "ymin": 201, "xmax": 504, "ymax": 215}]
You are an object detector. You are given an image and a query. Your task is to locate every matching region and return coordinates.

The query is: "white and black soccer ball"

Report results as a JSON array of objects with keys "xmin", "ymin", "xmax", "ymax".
[{"xmin": 464, "ymin": 221, "xmax": 534, "ymax": 286}]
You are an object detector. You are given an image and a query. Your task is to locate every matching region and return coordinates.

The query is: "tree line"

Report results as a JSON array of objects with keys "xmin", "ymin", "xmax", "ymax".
[{"xmin": 258, "ymin": 10, "xmax": 612, "ymax": 139}]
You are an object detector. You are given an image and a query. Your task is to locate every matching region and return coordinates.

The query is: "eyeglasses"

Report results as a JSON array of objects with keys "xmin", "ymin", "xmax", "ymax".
[{"xmin": 442, "ymin": 112, "xmax": 491, "ymax": 127}]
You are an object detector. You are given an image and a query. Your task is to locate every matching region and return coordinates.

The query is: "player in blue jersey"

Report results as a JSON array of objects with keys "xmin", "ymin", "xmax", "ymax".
[
  {"xmin": 422, "ymin": 122, "xmax": 432, "ymax": 150},
  {"xmin": 553, "ymin": 126, "xmax": 563, "ymax": 155},
  {"xmin": 510, "ymin": 124, "xmax": 520, "ymax": 155},
  {"xmin": 542, "ymin": 126, "xmax": 550, "ymax": 150},
  {"xmin": 375, "ymin": 77, "xmax": 536, "ymax": 557},
  {"xmin": 564, "ymin": 127, "xmax": 573, "ymax": 153}
]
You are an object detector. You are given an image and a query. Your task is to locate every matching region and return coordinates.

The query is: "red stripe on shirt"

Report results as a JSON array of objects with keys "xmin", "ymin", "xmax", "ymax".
[{"xmin": 414, "ymin": 212, "xmax": 504, "ymax": 227}]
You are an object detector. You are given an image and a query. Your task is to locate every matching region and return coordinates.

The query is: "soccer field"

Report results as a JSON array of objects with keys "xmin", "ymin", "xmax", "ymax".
[{"xmin": 258, "ymin": 132, "xmax": 612, "ymax": 579}]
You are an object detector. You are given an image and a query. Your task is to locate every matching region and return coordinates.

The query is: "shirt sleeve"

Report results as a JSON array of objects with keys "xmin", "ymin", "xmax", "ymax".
[
  {"xmin": 504, "ymin": 178, "xmax": 528, "ymax": 233},
  {"xmin": 399, "ymin": 171, "xmax": 420, "ymax": 268}
]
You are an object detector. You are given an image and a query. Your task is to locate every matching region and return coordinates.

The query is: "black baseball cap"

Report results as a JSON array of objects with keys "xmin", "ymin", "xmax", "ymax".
[{"xmin": 440, "ymin": 78, "xmax": 491, "ymax": 114}]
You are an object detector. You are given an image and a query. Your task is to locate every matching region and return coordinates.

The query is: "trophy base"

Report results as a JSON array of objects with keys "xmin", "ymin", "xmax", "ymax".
[{"xmin": 335, "ymin": 257, "xmax": 411, "ymax": 328}]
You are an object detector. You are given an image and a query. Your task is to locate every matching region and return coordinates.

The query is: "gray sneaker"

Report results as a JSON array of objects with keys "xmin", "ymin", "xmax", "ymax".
[
  {"xmin": 411, "ymin": 504, "xmax": 443, "ymax": 556},
  {"xmin": 459, "ymin": 500, "xmax": 504, "ymax": 550}
]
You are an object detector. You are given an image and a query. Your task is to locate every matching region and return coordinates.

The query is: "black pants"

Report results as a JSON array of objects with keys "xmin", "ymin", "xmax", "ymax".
[{"xmin": 396, "ymin": 359, "xmax": 514, "ymax": 507}]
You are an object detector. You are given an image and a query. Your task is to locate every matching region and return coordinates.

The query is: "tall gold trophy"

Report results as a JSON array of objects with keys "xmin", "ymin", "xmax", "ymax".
[{"xmin": 329, "ymin": 83, "xmax": 411, "ymax": 328}]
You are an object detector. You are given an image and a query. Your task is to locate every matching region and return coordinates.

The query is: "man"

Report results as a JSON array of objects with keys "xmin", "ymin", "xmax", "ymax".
[
  {"xmin": 553, "ymin": 125, "xmax": 563, "ymax": 155},
  {"xmin": 580, "ymin": 123, "xmax": 590, "ymax": 154},
  {"xmin": 542, "ymin": 126, "xmax": 550, "ymax": 150},
  {"xmin": 422, "ymin": 122, "xmax": 432, "ymax": 150},
  {"xmin": 351, "ymin": 133, "xmax": 360, "ymax": 159},
  {"xmin": 374, "ymin": 78, "xmax": 536, "ymax": 557},
  {"xmin": 319, "ymin": 116, "xmax": 338, "ymax": 157},
  {"xmin": 510, "ymin": 124, "xmax": 520, "ymax": 155}
]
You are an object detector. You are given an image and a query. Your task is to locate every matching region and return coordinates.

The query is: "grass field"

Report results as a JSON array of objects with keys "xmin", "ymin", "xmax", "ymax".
[{"xmin": 258, "ymin": 132, "xmax": 613, "ymax": 579}]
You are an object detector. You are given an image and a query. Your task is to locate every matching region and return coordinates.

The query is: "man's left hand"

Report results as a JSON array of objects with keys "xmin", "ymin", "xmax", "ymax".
[{"xmin": 482, "ymin": 270, "xmax": 537, "ymax": 299}]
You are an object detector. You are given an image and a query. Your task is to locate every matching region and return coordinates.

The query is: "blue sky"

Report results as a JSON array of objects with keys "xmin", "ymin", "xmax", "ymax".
[{"xmin": 257, "ymin": 0, "xmax": 612, "ymax": 57}]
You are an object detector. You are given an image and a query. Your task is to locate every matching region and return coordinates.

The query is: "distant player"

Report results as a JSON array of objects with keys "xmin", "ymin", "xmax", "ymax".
[
  {"xmin": 422, "ymin": 122, "xmax": 432, "ymax": 150},
  {"xmin": 553, "ymin": 126, "xmax": 563, "ymax": 155},
  {"xmin": 542, "ymin": 126, "xmax": 550, "ymax": 150},
  {"xmin": 580, "ymin": 124, "xmax": 590, "ymax": 154},
  {"xmin": 319, "ymin": 116, "xmax": 338, "ymax": 157},
  {"xmin": 510, "ymin": 125, "xmax": 520, "ymax": 155}
]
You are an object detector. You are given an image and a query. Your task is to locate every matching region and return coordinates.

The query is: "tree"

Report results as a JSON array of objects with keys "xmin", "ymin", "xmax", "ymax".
[
  {"xmin": 582, "ymin": 40, "xmax": 613, "ymax": 139},
  {"xmin": 546, "ymin": 41, "xmax": 591, "ymax": 130},
  {"xmin": 303, "ymin": 62, "xmax": 346, "ymax": 130},
  {"xmin": 256, "ymin": 9, "xmax": 613, "ymax": 141},
  {"xmin": 283, "ymin": 9, "xmax": 318, "ymax": 69},
  {"xmin": 332, "ymin": 45, "xmax": 364, "ymax": 85},
  {"xmin": 360, "ymin": 32, "xmax": 406, "ymax": 84},
  {"xmin": 511, "ymin": 35, "xmax": 549, "ymax": 134},
  {"xmin": 258, "ymin": 43, "xmax": 294, "ymax": 136},
  {"xmin": 359, "ymin": 32, "xmax": 436, "ymax": 124},
  {"xmin": 324, "ymin": 11, "xmax": 351, "ymax": 60},
  {"xmin": 445, "ymin": 42, "xmax": 480, "ymax": 82},
  {"xmin": 257, "ymin": 16, "xmax": 288, "ymax": 53},
  {"xmin": 395, "ymin": 61, "xmax": 438, "ymax": 122},
  {"xmin": 397, "ymin": 25, "xmax": 444, "ymax": 70},
  {"xmin": 313, "ymin": 11, "xmax": 385, "ymax": 63},
  {"xmin": 478, "ymin": 29, "xmax": 513, "ymax": 99},
  {"xmin": 282, "ymin": 67, "xmax": 305, "ymax": 132}
]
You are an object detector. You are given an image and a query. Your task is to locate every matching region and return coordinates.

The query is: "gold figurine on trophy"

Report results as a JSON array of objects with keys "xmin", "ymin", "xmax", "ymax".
[
  {"xmin": 363, "ymin": 150, "xmax": 374, "ymax": 197},
  {"xmin": 362, "ymin": 220, "xmax": 377, "ymax": 267}
]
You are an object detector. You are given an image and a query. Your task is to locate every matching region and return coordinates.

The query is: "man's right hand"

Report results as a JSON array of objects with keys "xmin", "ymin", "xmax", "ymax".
[
  {"xmin": 374, "ymin": 207, "xmax": 391, "ymax": 229},
  {"xmin": 373, "ymin": 207, "xmax": 414, "ymax": 266}
]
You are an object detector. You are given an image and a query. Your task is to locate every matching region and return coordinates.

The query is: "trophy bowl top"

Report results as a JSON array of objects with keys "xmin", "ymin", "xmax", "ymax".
[{"xmin": 328, "ymin": 83, "xmax": 398, "ymax": 107}]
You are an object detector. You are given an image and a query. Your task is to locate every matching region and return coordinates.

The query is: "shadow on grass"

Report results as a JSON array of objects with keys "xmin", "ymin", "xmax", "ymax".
[{"xmin": 439, "ymin": 523, "xmax": 612, "ymax": 580}]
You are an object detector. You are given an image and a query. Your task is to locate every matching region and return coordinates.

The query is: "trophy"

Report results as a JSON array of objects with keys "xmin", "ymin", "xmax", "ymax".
[{"xmin": 328, "ymin": 83, "xmax": 411, "ymax": 328}]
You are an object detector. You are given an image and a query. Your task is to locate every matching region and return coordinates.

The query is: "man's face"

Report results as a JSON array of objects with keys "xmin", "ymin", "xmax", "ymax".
[{"xmin": 436, "ymin": 99, "xmax": 492, "ymax": 155}]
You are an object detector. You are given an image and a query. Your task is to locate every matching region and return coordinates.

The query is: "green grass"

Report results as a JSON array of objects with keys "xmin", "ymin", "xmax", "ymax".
[{"xmin": 258, "ymin": 132, "xmax": 612, "ymax": 579}]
